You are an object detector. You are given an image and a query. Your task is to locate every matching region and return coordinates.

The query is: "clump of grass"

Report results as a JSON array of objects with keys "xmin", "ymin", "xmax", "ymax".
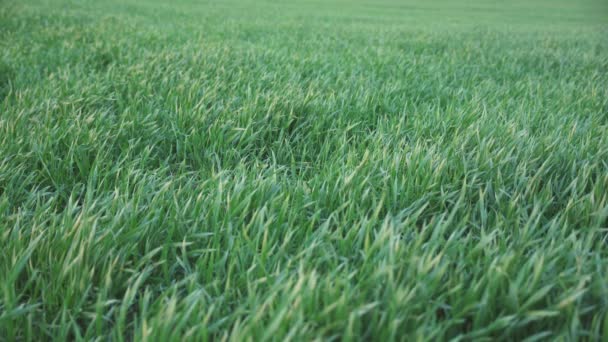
[
  {"xmin": 1, "ymin": 0, "xmax": 607, "ymax": 340},
  {"xmin": 0, "ymin": 60, "xmax": 13, "ymax": 102}
]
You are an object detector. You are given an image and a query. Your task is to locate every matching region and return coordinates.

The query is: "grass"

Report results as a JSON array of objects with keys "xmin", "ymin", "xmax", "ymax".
[{"xmin": 1, "ymin": 0, "xmax": 607, "ymax": 340}]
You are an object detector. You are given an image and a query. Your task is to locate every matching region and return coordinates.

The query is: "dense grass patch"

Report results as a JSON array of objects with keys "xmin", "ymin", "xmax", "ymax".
[{"xmin": 1, "ymin": 0, "xmax": 607, "ymax": 339}]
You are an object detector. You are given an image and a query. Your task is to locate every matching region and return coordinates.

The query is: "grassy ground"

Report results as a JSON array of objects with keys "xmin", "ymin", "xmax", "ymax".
[{"xmin": 1, "ymin": 0, "xmax": 607, "ymax": 340}]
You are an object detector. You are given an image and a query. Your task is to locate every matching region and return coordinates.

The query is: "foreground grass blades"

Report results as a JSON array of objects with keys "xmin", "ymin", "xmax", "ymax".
[{"xmin": 1, "ymin": 0, "xmax": 608, "ymax": 340}]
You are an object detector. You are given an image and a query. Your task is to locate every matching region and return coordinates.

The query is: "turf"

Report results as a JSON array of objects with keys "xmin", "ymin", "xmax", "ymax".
[{"xmin": 1, "ymin": 0, "xmax": 608, "ymax": 340}]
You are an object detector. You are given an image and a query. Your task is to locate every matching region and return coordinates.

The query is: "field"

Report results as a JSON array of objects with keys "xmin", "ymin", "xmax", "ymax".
[{"xmin": 1, "ymin": 0, "xmax": 608, "ymax": 340}]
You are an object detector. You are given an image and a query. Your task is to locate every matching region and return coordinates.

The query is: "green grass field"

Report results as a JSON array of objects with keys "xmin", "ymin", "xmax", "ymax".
[{"xmin": 1, "ymin": 0, "xmax": 608, "ymax": 340}]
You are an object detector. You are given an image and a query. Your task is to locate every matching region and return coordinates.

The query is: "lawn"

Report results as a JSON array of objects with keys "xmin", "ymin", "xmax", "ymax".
[{"xmin": 1, "ymin": 0, "xmax": 607, "ymax": 340}]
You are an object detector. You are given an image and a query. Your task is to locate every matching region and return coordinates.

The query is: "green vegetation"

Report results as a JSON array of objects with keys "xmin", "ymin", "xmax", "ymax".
[{"xmin": 1, "ymin": 0, "xmax": 607, "ymax": 339}]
